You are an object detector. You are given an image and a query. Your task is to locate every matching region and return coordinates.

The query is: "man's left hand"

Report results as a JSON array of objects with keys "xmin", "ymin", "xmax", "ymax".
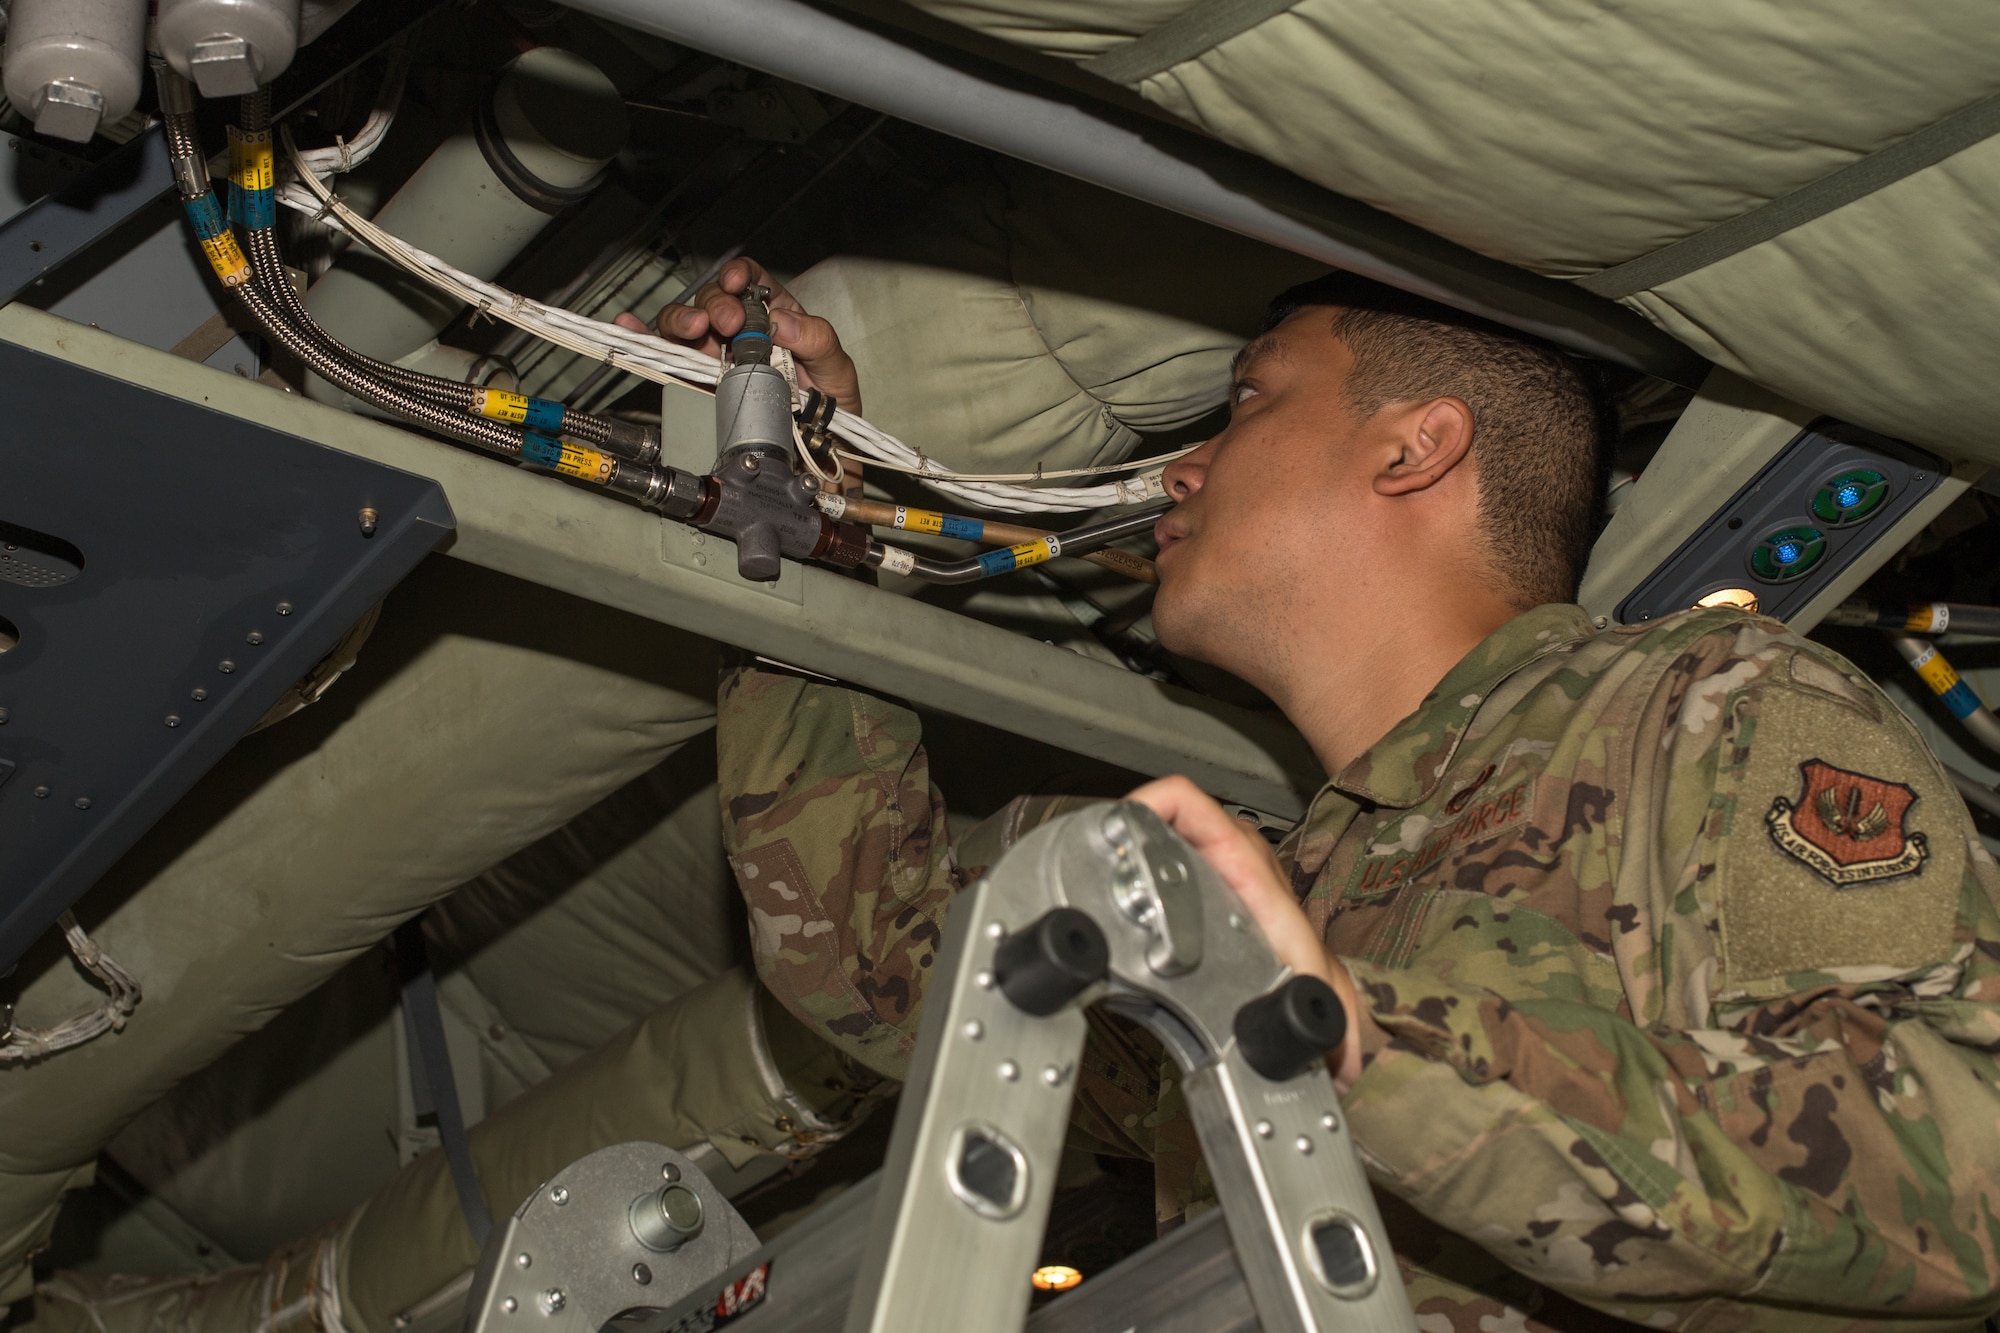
[{"xmin": 1127, "ymin": 776, "xmax": 1368, "ymax": 1094}]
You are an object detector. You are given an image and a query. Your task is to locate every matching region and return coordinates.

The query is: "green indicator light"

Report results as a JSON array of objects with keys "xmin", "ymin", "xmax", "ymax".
[
  {"xmin": 1748, "ymin": 525, "xmax": 1826, "ymax": 583},
  {"xmin": 1810, "ymin": 469, "xmax": 1889, "ymax": 526}
]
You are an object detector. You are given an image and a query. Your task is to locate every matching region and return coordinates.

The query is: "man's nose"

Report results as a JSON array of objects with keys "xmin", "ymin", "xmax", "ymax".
[{"xmin": 1162, "ymin": 438, "xmax": 1215, "ymax": 500}]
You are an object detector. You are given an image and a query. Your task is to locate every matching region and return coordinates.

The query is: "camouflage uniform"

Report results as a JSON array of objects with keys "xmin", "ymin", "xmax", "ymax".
[{"xmin": 718, "ymin": 603, "xmax": 2000, "ymax": 1331}]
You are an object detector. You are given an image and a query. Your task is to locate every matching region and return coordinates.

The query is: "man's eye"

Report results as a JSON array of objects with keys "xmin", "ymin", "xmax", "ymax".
[{"xmin": 1231, "ymin": 383, "xmax": 1260, "ymax": 407}]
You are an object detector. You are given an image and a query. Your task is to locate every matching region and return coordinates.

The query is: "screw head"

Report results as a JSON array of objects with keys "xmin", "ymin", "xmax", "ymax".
[
  {"xmin": 661, "ymin": 1162, "xmax": 680, "ymax": 1183},
  {"xmin": 515, "ymin": 1253, "xmax": 531, "ymax": 1269},
  {"xmin": 191, "ymin": 688, "xmax": 208, "ymax": 701},
  {"xmin": 549, "ymin": 1185, "xmax": 569, "ymax": 1206},
  {"xmin": 276, "ymin": 601, "xmax": 293, "ymax": 616},
  {"xmin": 501, "ymin": 1298, "xmax": 517, "ymax": 1314},
  {"xmin": 218, "ymin": 660, "xmax": 235, "ymax": 674},
  {"xmin": 246, "ymin": 631, "xmax": 264, "ymax": 646},
  {"xmin": 358, "ymin": 507, "xmax": 380, "ymax": 537},
  {"xmin": 632, "ymin": 1263, "xmax": 652, "ymax": 1286},
  {"xmin": 541, "ymin": 1289, "xmax": 565, "ymax": 1315},
  {"xmin": 73, "ymin": 796, "xmax": 91, "ymax": 810},
  {"xmin": 1294, "ymin": 1135, "xmax": 1314, "ymax": 1155},
  {"xmin": 1254, "ymin": 1119, "xmax": 1273, "ymax": 1139},
  {"xmin": 1321, "ymin": 1111, "xmax": 1340, "ymax": 1131},
  {"xmin": 165, "ymin": 714, "xmax": 181, "ymax": 728},
  {"xmin": 1041, "ymin": 1064, "xmax": 1066, "ymax": 1087},
  {"xmin": 32, "ymin": 785, "xmax": 49, "ymax": 798},
  {"xmin": 962, "ymin": 1019, "xmax": 984, "ymax": 1041},
  {"xmin": 998, "ymin": 1060, "xmax": 1020, "ymax": 1082}
]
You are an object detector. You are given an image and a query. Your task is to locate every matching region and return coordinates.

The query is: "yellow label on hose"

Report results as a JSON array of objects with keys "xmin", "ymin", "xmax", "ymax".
[
  {"xmin": 894, "ymin": 507, "xmax": 944, "ymax": 535},
  {"xmin": 477, "ymin": 388, "xmax": 531, "ymax": 423},
  {"xmin": 200, "ymin": 232, "xmax": 251, "ymax": 287},
  {"xmin": 226, "ymin": 127, "xmax": 274, "ymax": 191},
  {"xmin": 1010, "ymin": 538, "xmax": 1058, "ymax": 569},
  {"xmin": 1913, "ymin": 647, "xmax": 1961, "ymax": 697},
  {"xmin": 553, "ymin": 445, "xmax": 612, "ymax": 483},
  {"xmin": 1905, "ymin": 603, "xmax": 1950, "ymax": 633}
]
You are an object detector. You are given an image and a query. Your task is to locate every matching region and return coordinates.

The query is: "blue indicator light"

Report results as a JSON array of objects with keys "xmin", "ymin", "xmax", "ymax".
[
  {"xmin": 1836, "ymin": 483, "xmax": 1864, "ymax": 508},
  {"xmin": 1774, "ymin": 542, "xmax": 1801, "ymax": 564}
]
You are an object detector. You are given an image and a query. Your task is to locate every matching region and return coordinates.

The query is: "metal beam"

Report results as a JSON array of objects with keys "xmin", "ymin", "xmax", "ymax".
[
  {"xmin": 0, "ymin": 306, "xmax": 1324, "ymax": 817},
  {"xmin": 561, "ymin": 0, "xmax": 1706, "ymax": 385}
]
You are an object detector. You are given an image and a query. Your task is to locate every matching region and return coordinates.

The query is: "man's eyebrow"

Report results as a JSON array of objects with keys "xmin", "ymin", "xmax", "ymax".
[{"xmin": 1230, "ymin": 332, "xmax": 1287, "ymax": 380}]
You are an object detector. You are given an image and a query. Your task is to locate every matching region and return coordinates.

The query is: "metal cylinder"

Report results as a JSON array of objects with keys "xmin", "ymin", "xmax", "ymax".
[
  {"xmin": 156, "ymin": 0, "xmax": 301, "ymax": 98},
  {"xmin": 302, "ymin": 46, "xmax": 627, "ymax": 407},
  {"xmin": 1, "ymin": 0, "xmax": 146, "ymax": 143}
]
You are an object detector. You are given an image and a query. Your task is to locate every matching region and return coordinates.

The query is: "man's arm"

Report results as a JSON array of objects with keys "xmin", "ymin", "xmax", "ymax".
[{"xmin": 1150, "ymin": 628, "xmax": 2000, "ymax": 1327}]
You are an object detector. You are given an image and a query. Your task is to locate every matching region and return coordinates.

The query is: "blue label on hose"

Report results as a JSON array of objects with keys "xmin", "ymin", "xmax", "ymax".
[
  {"xmin": 975, "ymin": 548, "xmax": 1017, "ymax": 577},
  {"xmin": 1941, "ymin": 680, "xmax": 1983, "ymax": 720},
  {"xmin": 939, "ymin": 515, "xmax": 984, "ymax": 541},
  {"xmin": 731, "ymin": 330, "xmax": 772, "ymax": 345},
  {"xmin": 228, "ymin": 184, "xmax": 276, "ymax": 230},
  {"xmin": 184, "ymin": 193, "xmax": 229, "ymax": 240},
  {"xmin": 520, "ymin": 433, "xmax": 563, "ymax": 469},
  {"xmin": 522, "ymin": 397, "xmax": 566, "ymax": 433}
]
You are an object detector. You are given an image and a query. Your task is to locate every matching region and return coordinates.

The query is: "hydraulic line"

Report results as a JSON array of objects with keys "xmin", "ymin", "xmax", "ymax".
[
  {"xmin": 230, "ymin": 90, "xmax": 662, "ymax": 465},
  {"xmin": 1887, "ymin": 634, "xmax": 2000, "ymax": 758},
  {"xmin": 820, "ymin": 494, "xmax": 1158, "ymax": 584},
  {"xmin": 865, "ymin": 505, "xmax": 1169, "ymax": 584},
  {"xmin": 1828, "ymin": 599, "xmax": 2000, "ymax": 639},
  {"xmin": 1948, "ymin": 766, "xmax": 2000, "ymax": 821}
]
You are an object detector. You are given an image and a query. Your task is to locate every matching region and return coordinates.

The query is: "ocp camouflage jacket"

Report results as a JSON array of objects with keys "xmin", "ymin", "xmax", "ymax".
[{"xmin": 718, "ymin": 603, "xmax": 2000, "ymax": 1331}]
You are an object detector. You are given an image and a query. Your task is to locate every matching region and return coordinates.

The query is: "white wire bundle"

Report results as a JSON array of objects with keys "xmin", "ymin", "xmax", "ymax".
[{"xmin": 274, "ymin": 122, "xmax": 1173, "ymax": 514}]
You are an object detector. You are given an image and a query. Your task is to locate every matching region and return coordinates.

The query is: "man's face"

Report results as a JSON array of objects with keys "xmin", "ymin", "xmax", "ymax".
[{"xmin": 1151, "ymin": 311, "xmax": 1381, "ymax": 685}]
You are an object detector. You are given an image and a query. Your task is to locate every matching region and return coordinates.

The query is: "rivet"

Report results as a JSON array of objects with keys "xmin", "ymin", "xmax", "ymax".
[
  {"xmin": 276, "ymin": 601, "xmax": 293, "ymax": 616},
  {"xmin": 1321, "ymin": 1111, "xmax": 1340, "ymax": 1131},
  {"xmin": 661, "ymin": 1162, "xmax": 680, "ymax": 1183},
  {"xmin": 1254, "ymin": 1120, "xmax": 1273, "ymax": 1139},
  {"xmin": 549, "ymin": 1185, "xmax": 569, "ymax": 1206},
  {"xmin": 358, "ymin": 507, "xmax": 380, "ymax": 537},
  {"xmin": 974, "ymin": 971, "xmax": 994, "ymax": 989},
  {"xmin": 73, "ymin": 796, "xmax": 91, "ymax": 810},
  {"xmin": 246, "ymin": 630, "xmax": 264, "ymax": 646},
  {"xmin": 516, "ymin": 1253, "xmax": 532, "ymax": 1270},
  {"xmin": 218, "ymin": 660, "xmax": 235, "ymax": 674},
  {"xmin": 501, "ymin": 1298, "xmax": 517, "ymax": 1314},
  {"xmin": 191, "ymin": 688, "xmax": 208, "ymax": 701},
  {"xmin": 692, "ymin": 553, "xmax": 708, "ymax": 567},
  {"xmin": 632, "ymin": 1263, "xmax": 652, "ymax": 1286},
  {"xmin": 1295, "ymin": 1135, "xmax": 1314, "ymax": 1155},
  {"xmin": 998, "ymin": 1060, "xmax": 1020, "ymax": 1082},
  {"xmin": 985, "ymin": 921, "xmax": 1005, "ymax": 940},
  {"xmin": 962, "ymin": 1019, "xmax": 984, "ymax": 1041},
  {"xmin": 165, "ymin": 714, "xmax": 181, "ymax": 728},
  {"xmin": 33, "ymin": 785, "xmax": 50, "ymax": 798},
  {"xmin": 1041, "ymin": 1064, "xmax": 1066, "ymax": 1087}
]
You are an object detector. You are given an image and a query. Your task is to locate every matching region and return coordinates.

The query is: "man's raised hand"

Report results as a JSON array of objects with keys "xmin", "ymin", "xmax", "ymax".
[{"xmin": 615, "ymin": 256, "xmax": 863, "ymax": 415}]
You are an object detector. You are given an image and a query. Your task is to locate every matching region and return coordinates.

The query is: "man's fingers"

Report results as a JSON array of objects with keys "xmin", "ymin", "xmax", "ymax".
[{"xmin": 771, "ymin": 308, "xmax": 863, "ymax": 414}]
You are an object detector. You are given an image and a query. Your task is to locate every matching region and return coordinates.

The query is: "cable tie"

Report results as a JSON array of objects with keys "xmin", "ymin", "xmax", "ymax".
[{"xmin": 336, "ymin": 135, "xmax": 352, "ymax": 172}]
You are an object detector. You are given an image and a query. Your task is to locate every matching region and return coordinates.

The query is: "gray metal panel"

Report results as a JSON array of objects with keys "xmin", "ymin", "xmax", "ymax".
[
  {"xmin": 0, "ymin": 307, "xmax": 1323, "ymax": 819},
  {"xmin": 0, "ymin": 339, "xmax": 453, "ymax": 970},
  {"xmin": 0, "ymin": 128, "xmax": 176, "ymax": 307}
]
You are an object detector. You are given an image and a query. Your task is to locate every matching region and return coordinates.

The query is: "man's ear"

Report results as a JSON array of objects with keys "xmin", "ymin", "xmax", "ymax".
[{"xmin": 1374, "ymin": 397, "xmax": 1474, "ymax": 496}]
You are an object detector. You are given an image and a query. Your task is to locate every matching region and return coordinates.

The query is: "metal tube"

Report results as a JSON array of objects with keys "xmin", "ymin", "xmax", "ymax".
[
  {"xmin": 825, "ymin": 494, "xmax": 1156, "ymax": 583},
  {"xmin": 1827, "ymin": 599, "xmax": 2000, "ymax": 639},
  {"xmin": 559, "ymin": 0, "xmax": 1705, "ymax": 383},
  {"xmin": 1888, "ymin": 634, "xmax": 2000, "ymax": 758},
  {"xmin": 1948, "ymin": 766, "xmax": 2000, "ymax": 822},
  {"xmin": 873, "ymin": 505, "xmax": 1167, "ymax": 584}
]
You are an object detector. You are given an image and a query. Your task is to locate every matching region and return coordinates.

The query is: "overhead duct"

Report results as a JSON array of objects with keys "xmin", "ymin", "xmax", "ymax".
[
  {"xmin": 303, "ymin": 46, "xmax": 628, "ymax": 407},
  {"xmin": 560, "ymin": 0, "xmax": 1706, "ymax": 384}
]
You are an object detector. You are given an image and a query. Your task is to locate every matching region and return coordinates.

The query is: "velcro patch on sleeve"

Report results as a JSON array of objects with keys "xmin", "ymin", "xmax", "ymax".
[{"xmin": 1718, "ymin": 683, "xmax": 1962, "ymax": 990}]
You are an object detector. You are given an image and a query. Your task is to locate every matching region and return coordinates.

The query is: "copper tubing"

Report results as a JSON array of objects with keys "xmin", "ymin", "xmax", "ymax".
[{"xmin": 831, "ymin": 496, "xmax": 1157, "ymax": 584}]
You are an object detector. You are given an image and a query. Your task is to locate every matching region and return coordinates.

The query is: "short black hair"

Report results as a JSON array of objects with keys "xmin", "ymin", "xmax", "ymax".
[{"xmin": 1264, "ymin": 272, "xmax": 1610, "ymax": 608}]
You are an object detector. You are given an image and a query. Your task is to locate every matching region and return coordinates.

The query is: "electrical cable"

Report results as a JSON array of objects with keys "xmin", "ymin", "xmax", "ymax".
[
  {"xmin": 271, "ymin": 126, "xmax": 1177, "ymax": 514},
  {"xmin": 1948, "ymin": 765, "xmax": 2000, "ymax": 821},
  {"xmin": 1887, "ymin": 634, "xmax": 2000, "ymax": 758}
]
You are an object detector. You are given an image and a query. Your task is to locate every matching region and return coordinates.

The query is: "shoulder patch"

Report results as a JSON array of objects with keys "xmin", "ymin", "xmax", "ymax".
[{"xmin": 1766, "ymin": 759, "xmax": 1928, "ymax": 886}]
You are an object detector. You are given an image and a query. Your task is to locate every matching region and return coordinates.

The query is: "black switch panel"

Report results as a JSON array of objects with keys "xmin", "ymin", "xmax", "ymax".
[{"xmin": 1617, "ymin": 421, "xmax": 1945, "ymax": 626}]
